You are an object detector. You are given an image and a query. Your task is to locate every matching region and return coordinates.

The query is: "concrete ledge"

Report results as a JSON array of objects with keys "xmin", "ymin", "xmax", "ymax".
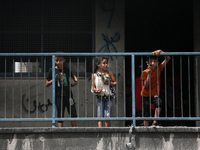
[
  {"xmin": 0, "ymin": 126, "xmax": 200, "ymax": 133},
  {"xmin": 1, "ymin": 127, "xmax": 200, "ymax": 149},
  {"xmin": 0, "ymin": 127, "xmax": 130, "ymax": 133},
  {"xmin": 134, "ymin": 126, "xmax": 200, "ymax": 133}
]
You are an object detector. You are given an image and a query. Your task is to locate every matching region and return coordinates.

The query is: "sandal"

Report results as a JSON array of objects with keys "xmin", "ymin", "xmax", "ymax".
[{"xmin": 152, "ymin": 122, "xmax": 161, "ymax": 126}]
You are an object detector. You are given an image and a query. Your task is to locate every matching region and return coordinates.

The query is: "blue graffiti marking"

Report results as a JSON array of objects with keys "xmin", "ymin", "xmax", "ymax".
[
  {"xmin": 101, "ymin": 0, "xmax": 115, "ymax": 28},
  {"xmin": 98, "ymin": 32, "xmax": 120, "ymax": 53}
]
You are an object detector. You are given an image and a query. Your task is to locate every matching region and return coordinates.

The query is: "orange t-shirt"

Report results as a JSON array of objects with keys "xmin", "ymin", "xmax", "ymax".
[{"xmin": 141, "ymin": 64, "xmax": 163, "ymax": 97}]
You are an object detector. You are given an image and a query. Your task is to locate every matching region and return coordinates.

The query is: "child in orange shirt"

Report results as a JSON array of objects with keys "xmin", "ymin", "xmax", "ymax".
[{"xmin": 141, "ymin": 49, "xmax": 170, "ymax": 126}]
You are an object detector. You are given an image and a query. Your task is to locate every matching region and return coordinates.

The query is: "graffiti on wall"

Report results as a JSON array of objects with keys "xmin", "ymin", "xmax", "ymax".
[
  {"xmin": 98, "ymin": 32, "xmax": 120, "ymax": 53},
  {"xmin": 99, "ymin": 0, "xmax": 120, "ymax": 53},
  {"xmin": 22, "ymin": 95, "xmax": 52, "ymax": 113},
  {"xmin": 101, "ymin": 0, "xmax": 115, "ymax": 28}
]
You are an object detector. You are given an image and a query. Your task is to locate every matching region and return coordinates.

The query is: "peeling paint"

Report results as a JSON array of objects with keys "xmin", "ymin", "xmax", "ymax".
[
  {"xmin": 163, "ymin": 133, "xmax": 174, "ymax": 150},
  {"xmin": 110, "ymin": 134, "xmax": 117, "ymax": 150},
  {"xmin": 197, "ymin": 134, "xmax": 200, "ymax": 150},
  {"xmin": 7, "ymin": 134, "xmax": 17, "ymax": 150},
  {"xmin": 96, "ymin": 137, "xmax": 104, "ymax": 150},
  {"xmin": 22, "ymin": 135, "xmax": 34, "ymax": 150}
]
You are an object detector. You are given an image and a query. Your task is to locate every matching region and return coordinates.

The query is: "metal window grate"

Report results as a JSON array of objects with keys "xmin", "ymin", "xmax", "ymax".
[{"xmin": 0, "ymin": 0, "xmax": 95, "ymax": 73}]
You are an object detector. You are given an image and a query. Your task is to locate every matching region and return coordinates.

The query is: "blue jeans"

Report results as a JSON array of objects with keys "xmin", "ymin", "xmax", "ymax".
[{"xmin": 96, "ymin": 97, "xmax": 113, "ymax": 117}]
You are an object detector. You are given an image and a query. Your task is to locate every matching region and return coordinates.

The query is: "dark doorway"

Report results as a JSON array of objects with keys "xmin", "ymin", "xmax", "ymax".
[{"xmin": 125, "ymin": 0, "xmax": 194, "ymax": 126}]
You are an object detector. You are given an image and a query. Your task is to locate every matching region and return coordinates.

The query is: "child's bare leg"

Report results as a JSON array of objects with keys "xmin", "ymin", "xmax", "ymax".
[
  {"xmin": 71, "ymin": 121, "xmax": 77, "ymax": 127},
  {"xmin": 105, "ymin": 121, "xmax": 110, "ymax": 127},
  {"xmin": 144, "ymin": 120, "xmax": 149, "ymax": 126},
  {"xmin": 58, "ymin": 122, "xmax": 63, "ymax": 127},
  {"xmin": 98, "ymin": 121, "xmax": 103, "ymax": 127},
  {"xmin": 153, "ymin": 108, "xmax": 161, "ymax": 124}
]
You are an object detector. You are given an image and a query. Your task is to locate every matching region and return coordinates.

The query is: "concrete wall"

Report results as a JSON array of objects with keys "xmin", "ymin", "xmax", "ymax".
[
  {"xmin": 1, "ymin": 127, "xmax": 200, "ymax": 150},
  {"xmin": 95, "ymin": 0, "xmax": 124, "ymax": 53},
  {"xmin": 0, "ymin": 77, "xmax": 126, "ymax": 127},
  {"xmin": 95, "ymin": 0, "xmax": 125, "ymax": 127}
]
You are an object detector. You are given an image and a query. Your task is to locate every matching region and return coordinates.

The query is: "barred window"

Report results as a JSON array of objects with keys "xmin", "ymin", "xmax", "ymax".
[{"xmin": 0, "ymin": 0, "xmax": 95, "ymax": 73}]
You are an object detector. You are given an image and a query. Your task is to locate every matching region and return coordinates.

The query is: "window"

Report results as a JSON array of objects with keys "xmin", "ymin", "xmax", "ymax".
[{"xmin": 0, "ymin": 0, "xmax": 95, "ymax": 74}]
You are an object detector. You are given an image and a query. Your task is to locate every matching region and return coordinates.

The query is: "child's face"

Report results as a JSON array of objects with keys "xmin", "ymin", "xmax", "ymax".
[
  {"xmin": 146, "ymin": 59, "xmax": 159, "ymax": 70},
  {"xmin": 98, "ymin": 59, "xmax": 108, "ymax": 71},
  {"xmin": 55, "ymin": 56, "xmax": 65, "ymax": 69}
]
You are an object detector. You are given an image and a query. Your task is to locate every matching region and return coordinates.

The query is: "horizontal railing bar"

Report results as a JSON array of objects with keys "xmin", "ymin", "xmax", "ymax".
[
  {"xmin": 0, "ymin": 72, "xmax": 91, "ymax": 77},
  {"xmin": 0, "ymin": 117, "xmax": 199, "ymax": 122},
  {"xmin": 0, "ymin": 53, "xmax": 142, "ymax": 57},
  {"xmin": 0, "ymin": 52, "xmax": 200, "ymax": 57}
]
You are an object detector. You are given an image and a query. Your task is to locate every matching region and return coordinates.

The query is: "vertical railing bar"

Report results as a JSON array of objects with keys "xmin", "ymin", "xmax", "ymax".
[
  {"xmin": 188, "ymin": 56, "xmax": 191, "ymax": 117},
  {"xmin": 69, "ymin": 57, "xmax": 72, "ymax": 118},
  {"xmin": 92, "ymin": 57, "xmax": 95, "ymax": 117},
  {"xmin": 131, "ymin": 54, "xmax": 136, "ymax": 126},
  {"xmin": 28, "ymin": 57, "xmax": 31, "ymax": 118},
  {"xmin": 123, "ymin": 56, "xmax": 126, "ymax": 117},
  {"xmin": 61, "ymin": 57, "xmax": 64, "ymax": 118},
  {"xmin": 108, "ymin": 57, "xmax": 111, "ymax": 119},
  {"xmin": 180, "ymin": 56, "xmax": 183, "ymax": 117},
  {"xmin": 77, "ymin": 57, "xmax": 80, "ymax": 117},
  {"xmin": 44, "ymin": 56, "xmax": 47, "ymax": 118},
  {"xmin": 85, "ymin": 57, "xmax": 87, "ymax": 117},
  {"xmin": 157, "ymin": 56, "xmax": 159, "ymax": 118},
  {"xmin": 172, "ymin": 56, "xmax": 175, "ymax": 117},
  {"xmin": 116, "ymin": 56, "xmax": 118, "ymax": 117},
  {"xmin": 52, "ymin": 55, "xmax": 56, "ymax": 127},
  {"xmin": 40, "ymin": 0, "xmax": 44, "ymax": 73},
  {"xmin": 12, "ymin": 57, "xmax": 15, "ymax": 118},
  {"xmin": 149, "ymin": 57, "xmax": 151, "ymax": 118},
  {"xmin": 20, "ymin": 57, "xmax": 23, "ymax": 118},
  {"xmin": 195, "ymin": 56, "xmax": 199, "ymax": 117},
  {"xmin": 4, "ymin": 57, "xmax": 7, "ymax": 118},
  {"xmin": 164, "ymin": 56, "xmax": 167, "ymax": 117},
  {"xmin": 141, "ymin": 56, "xmax": 144, "ymax": 117},
  {"xmin": 36, "ymin": 57, "xmax": 39, "ymax": 118}
]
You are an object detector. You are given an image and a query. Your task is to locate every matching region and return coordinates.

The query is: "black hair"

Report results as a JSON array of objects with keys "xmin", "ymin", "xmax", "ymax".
[
  {"xmin": 55, "ymin": 52, "xmax": 66, "ymax": 59},
  {"xmin": 87, "ymin": 56, "xmax": 109, "ymax": 81},
  {"xmin": 94, "ymin": 56, "xmax": 108, "ymax": 72},
  {"xmin": 146, "ymin": 55, "xmax": 158, "ymax": 61}
]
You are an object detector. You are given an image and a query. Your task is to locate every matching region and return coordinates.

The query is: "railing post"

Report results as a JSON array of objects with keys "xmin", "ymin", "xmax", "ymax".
[
  {"xmin": 52, "ymin": 55, "xmax": 56, "ymax": 127},
  {"xmin": 131, "ymin": 54, "xmax": 136, "ymax": 126}
]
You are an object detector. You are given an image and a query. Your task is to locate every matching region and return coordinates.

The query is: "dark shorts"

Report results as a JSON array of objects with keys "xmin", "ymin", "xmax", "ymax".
[
  {"xmin": 56, "ymin": 96, "xmax": 77, "ymax": 123},
  {"xmin": 141, "ymin": 96, "xmax": 162, "ymax": 117}
]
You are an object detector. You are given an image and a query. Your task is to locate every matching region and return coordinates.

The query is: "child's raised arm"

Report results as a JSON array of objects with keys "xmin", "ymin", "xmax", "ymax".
[{"xmin": 153, "ymin": 49, "xmax": 170, "ymax": 68}]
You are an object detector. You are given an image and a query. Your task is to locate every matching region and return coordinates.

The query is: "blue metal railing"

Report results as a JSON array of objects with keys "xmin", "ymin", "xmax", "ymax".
[{"xmin": 0, "ymin": 52, "xmax": 200, "ymax": 127}]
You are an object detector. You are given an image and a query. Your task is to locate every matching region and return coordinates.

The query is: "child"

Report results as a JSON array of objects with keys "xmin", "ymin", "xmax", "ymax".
[
  {"xmin": 46, "ymin": 55, "xmax": 78, "ymax": 127},
  {"xmin": 91, "ymin": 56, "xmax": 117, "ymax": 127},
  {"xmin": 141, "ymin": 49, "xmax": 170, "ymax": 126}
]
